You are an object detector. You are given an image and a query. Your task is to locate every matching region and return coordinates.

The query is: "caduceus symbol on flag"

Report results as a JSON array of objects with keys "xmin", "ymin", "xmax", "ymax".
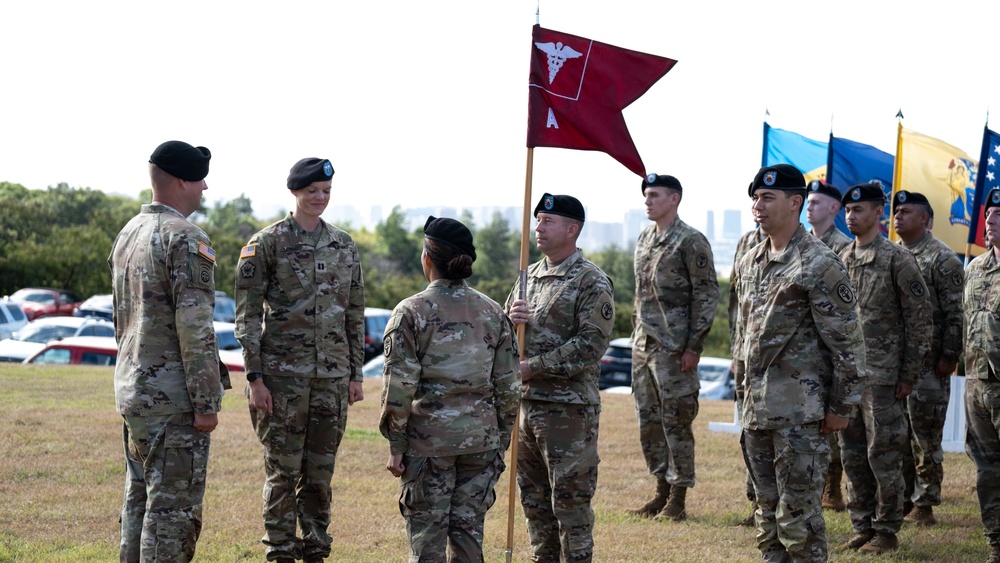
[{"xmin": 534, "ymin": 41, "xmax": 582, "ymax": 84}]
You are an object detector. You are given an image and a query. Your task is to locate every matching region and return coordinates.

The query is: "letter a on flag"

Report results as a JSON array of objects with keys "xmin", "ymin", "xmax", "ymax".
[{"xmin": 526, "ymin": 25, "xmax": 676, "ymax": 177}]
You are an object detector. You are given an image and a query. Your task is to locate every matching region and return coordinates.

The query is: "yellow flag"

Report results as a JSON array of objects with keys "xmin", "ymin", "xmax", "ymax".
[{"xmin": 894, "ymin": 127, "xmax": 978, "ymax": 253}]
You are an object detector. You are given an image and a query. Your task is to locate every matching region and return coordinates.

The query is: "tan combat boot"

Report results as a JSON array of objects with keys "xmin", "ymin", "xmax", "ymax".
[
  {"xmin": 837, "ymin": 529, "xmax": 874, "ymax": 551},
  {"xmin": 821, "ymin": 462, "xmax": 846, "ymax": 511},
  {"xmin": 904, "ymin": 504, "xmax": 937, "ymax": 526},
  {"xmin": 628, "ymin": 478, "xmax": 670, "ymax": 518},
  {"xmin": 654, "ymin": 485, "xmax": 687, "ymax": 521},
  {"xmin": 858, "ymin": 531, "xmax": 899, "ymax": 554}
]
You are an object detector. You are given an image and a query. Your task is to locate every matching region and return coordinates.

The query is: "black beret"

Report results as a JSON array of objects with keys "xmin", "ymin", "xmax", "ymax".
[
  {"xmin": 287, "ymin": 158, "xmax": 334, "ymax": 190},
  {"xmin": 892, "ymin": 190, "xmax": 933, "ymax": 217},
  {"xmin": 534, "ymin": 193, "xmax": 585, "ymax": 222},
  {"xmin": 842, "ymin": 181, "xmax": 886, "ymax": 205},
  {"xmin": 986, "ymin": 188, "xmax": 1000, "ymax": 212},
  {"xmin": 748, "ymin": 164, "xmax": 805, "ymax": 197},
  {"xmin": 149, "ymin": 140, "xmax": 211, "ymax": 181},
  {"xmin": 807, "ymin": 180, "xmax": 842, "ymax": 202},
  {"xmin": 641, "ymin": 173, "xmax": 682, "ymax": 195},
  {"xmin": 423, "ymin": 216, "xmax": 476, "ymax": 261}
]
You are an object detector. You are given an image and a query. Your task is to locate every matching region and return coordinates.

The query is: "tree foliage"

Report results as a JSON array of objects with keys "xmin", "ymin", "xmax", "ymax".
[{"xmin": 2, "ymin": 183, "xmax": 732, "ymax": 358}]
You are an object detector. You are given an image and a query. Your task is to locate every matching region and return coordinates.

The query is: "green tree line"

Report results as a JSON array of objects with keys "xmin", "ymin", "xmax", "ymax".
[{"xmin": 0, "ymin": 183, "xmax": 732, "ymax": 358}]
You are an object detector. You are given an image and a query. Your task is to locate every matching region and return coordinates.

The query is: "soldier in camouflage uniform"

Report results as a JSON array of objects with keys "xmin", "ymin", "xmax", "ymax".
[
  {"xmin": 507, "ymin": 193, "xmax": 615, "ymax": 563},
  {"xmin": 380, "ymin": 216, "xmax": 520, "ymax": 563},
  {"xmin": 734, "ymin": 164, "xmax": 866, "ymax": 562},
  {"xmin": 110, "ymin": 140, "xmax": 230, "ymax": 563},
  {"xmin": 807, "ymin": 180, "xmax": 853, "ymax": 254},
  {"xmin": 235, "ymin": 158, "xmax": 366, "ymax": 563},
  {"xmin": 964, "ymin": 188, "xmax": 1000, "ymax": 563},
  {"xmin": 628, "ymin": 173, "xmax": 719, "ymax": 522},
  {"xmin": 891, "ymin": 190, "xmax": 964, "ymax": 527},
  {"xmin": 729, "ymin": 225, "xmax": 766, "ymax": 526},
  {"xmin": 806, "ymin": 179, "xmax": 852, "ymax": 512},
  {"xmin": 836, "ymin": 182, "xmax": 931, "ymax": 554}
]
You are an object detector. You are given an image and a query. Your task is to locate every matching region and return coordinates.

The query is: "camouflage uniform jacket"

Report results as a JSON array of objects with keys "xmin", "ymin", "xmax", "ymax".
[
  {"xmin": 728, "ymin": 227, "xmax": 767, "ymax": 359},
  {"xmin": 379, "ymin": 279, "xmax": 521, "ymax": 457},
  {"xmin": 963, "ymin": 250, "xmax": 1000, "ymax": 380},
  {"xmin": 235, "ymin": 213, "xmax": 365, "ymax": 380},
  {"xmin": 633, "ymin": 220, "xmax": 719, "ymax": 356},
  {"xmin": 839, "ymin": 234, "xmax": 932, "ymax": 386},
  {"xmin": 505, "ymin": 249, "xmax": 615, "ymax": 405},
  {"xmin": 814, "ymin": 225, "xmax": 853, "ymax": 254},
  {"xmin": 900, "ymin": 232, "xmax": 964, "ymax": 364},
  {"xmin": 734, "ymin": 225, "xmax": 867, "ymax": 429},
  {"xmin": 109, "ymin": 203, "xmax": 225, "ymax": 416}
]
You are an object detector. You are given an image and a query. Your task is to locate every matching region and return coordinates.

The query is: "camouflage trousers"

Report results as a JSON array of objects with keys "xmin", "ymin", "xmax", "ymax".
[
  {"xmin": 631, "ymin": 348, "xmax": 699, "ymax": 487},
  {"xmin": 903, "ymin": 381, "xmax": 949, "ymax": 507},
  {"xmin": 839, "ymin": 384, "xmax": 908, "ymax": 535},
  {"xmin": 518, "ymin": 400, "xmax": 600, "ymax": 563},
  {"xmin": 398, "ymin": 449, "xmax": 505, "ymax": 563},
  {"xmin": 965, "ymin": 377, "xmax": 1000, "ymax": 547},
  {"xmin": 248, "ymin": 376, "xmax": 349, "ymax": 561},
  {"xmin": 742, "ymin": 422, "xmax": 829, "ymax": 562},
  {"xmin": 120, "ymin": 412, "xmax": 211, "ymax": 563},
  {"xmin": 735, "ymin": 361, "xmax": 756, "ymax": 503}
]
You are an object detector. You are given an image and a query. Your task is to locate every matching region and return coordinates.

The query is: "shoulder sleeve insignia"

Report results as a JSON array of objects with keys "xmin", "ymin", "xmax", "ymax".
[
  {"xmin": 240, "ymin": 261, "xmax": 256, "ymax": 279},
  {"xmin": 601, "ymin": 301, "xmax": 614, "ymax": 320},
  {"xmin": 836, "ymin": 282, "xmax": 854, "ymax": 304},
  {"xmin": 383, "ymin": 333, "xmax": 393, "ymax": 357},
  {"xmin": 198, "ymin": 242, "xmax": 216, "ymax": 263},
  {"xmin": 696, "ymin": 253, "xmax": 709, "ymax": 269},
  {"xmin": 910, "ymin": 280, "xmax": 925, "ymax": 297},
  {"xmin": 951, "ymin": 271, "xmax": 963, "ymax": 288},
  {"xmin": 240, "ymin": 244, "xmax": 257, "ymax": 258}
]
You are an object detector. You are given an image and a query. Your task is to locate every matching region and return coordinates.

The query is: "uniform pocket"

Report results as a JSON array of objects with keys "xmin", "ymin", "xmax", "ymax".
[
  {"xmin": 399, "ymin": 455, "xmax": 429, "ymax": 516},
  {"xmin": 162, "ymin": 424, "xmax": 196, "ymax": 491}
]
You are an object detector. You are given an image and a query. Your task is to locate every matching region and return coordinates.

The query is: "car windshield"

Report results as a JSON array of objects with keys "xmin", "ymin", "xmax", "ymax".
[
  {"xmin": 698, "ymin": 364, "xmax": 728, "ymax": 383},
  {"xmin": 11, "ymin": 291, "xmax": 54, "ymax": 305},
  {"xmin": 16, "ymin": 324, "xmax": 77, "ymax": 343}
]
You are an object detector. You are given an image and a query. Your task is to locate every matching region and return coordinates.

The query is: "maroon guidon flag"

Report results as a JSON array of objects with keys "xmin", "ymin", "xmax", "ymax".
[{"xmin": 526, "ymin": 25, "xmax": 676, "ymax": 177}]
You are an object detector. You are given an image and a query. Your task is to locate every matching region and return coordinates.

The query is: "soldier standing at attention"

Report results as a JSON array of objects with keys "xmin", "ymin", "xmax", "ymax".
[
  {"xmin": 837, "ymin": 182, "xmax": 931, "ymax": 554},
  {"xmin": 806, "ymin": 179, "xmax": 852, "ymax": 513},
  {"xmin": 110, "ymin": 140, "xmax": 229, "ymax": 562},
  {"xmin": 380, "ymin": 216, "xmax": 520, "ymax": 562},
  {"xmin": 963, "ymin": 188, "xmax": 1000, "ymax": 563},
  {"xmin": 627, "ymin": 173, "xmax": 719, "ymax": 522},
  {"xmin": 507, "ymin": 193, "xmax": 615, "ymax": 563},
  {"xmin": 806, "ymin": 179, "xmax": 853, "ymax": 254},
  {"xmin": 891, "ymin": 190, "xmax": 964, "ymax": 527},
  {"xmin": 235, "ymin": 157, "xmax": 366, "ymax": 563},
  {"xmin": 734, "ymin": 164, "xmax": 866, "ymax": 562}
]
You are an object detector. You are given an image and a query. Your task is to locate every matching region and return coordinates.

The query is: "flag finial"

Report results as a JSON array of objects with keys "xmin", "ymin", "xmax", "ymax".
[{"xmin": 896, "ymin": 109, "xmax": 904, "ymax": 120}]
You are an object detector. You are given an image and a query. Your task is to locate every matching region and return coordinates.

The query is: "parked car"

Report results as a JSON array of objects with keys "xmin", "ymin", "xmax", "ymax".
[
  {"xmin": 9, "ymin": 287, "xmax": 83, "ymax": 321},
  {"xmin": 597, "ymin": 338, "xmax": 735, "ymax": 399},
  {"xmin": 214, "ymin": 291, "xmax": 236, "ymax": 323},
  {"xmin": 74, "ymin": 294, "xmax": 114, "ymax": 321},
  {"xmin": 214, "ymin": 321, "xmax": 244, "ymax": 372},
  {"xmin": 364, "ymin": 307, "xmax": 392, "ymax": 363},
  {"xmin": 0, "ymin": 299, "xmax": 28, "ymax": 340},
  {"xmin": 362, "ymin": 355, "xmax": 384, "ymax": 377},
  {"xmin": 598, "ymin": 337, "xmax": 633, "ymax": 390},
  {"xmin": 0, "ymin": 316, "xmax": 115, "ymax": 362},
  {"xmin": 23, "ymin": 336, "xmax": 118, "ymax": 366}
]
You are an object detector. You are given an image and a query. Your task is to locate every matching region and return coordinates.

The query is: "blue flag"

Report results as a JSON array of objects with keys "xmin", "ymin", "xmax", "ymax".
[
  {"xmin": 827, "ymin": 135, "xmax": 894, "ymax": 237},
  {"xmin": 969, "ymin": 126, "xmax": 1000, "ymax": 248},
  {"xmin": 762, "ymin": 123, "xmax": 827, "ymax": 226}
]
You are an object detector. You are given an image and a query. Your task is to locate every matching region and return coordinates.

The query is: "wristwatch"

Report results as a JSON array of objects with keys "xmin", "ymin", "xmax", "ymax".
[{"xmin": 247, "ymin": 372, "xmax": 263, "ymax": 383}]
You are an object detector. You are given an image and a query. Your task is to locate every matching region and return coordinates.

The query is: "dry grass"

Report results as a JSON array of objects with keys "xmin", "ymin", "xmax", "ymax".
[{"xmin": 0, "ymin": 365, "xmax": 988, "ymax": 562}]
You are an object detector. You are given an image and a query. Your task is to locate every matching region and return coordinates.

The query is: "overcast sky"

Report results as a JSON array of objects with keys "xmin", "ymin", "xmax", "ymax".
[{"xmin": 3, "ymin": 1, "xmax": 999, "ymax": 234}]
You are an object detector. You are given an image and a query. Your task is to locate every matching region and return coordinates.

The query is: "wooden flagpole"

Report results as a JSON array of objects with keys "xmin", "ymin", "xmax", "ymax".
[{"xmin": 506, "ymin": 146, "xmax": 534, "ymax": 562}]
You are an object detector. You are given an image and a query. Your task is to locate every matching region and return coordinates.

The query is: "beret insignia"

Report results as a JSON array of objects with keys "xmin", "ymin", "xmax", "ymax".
[{"xmin": 763, "ymin": 171, "xmax": 777, "ymax": 186}]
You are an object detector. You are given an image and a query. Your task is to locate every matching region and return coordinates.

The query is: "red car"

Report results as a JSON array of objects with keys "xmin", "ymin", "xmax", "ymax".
[
  {"xmin": 9, "ymin": 288, "xmax": 82, "ymax": 321},
  {"xmin": 23, "ymin": 336, "xmax": 118, "ymax": 366}
]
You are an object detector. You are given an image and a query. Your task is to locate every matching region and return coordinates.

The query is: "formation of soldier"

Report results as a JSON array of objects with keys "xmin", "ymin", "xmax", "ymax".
[{"xmin": 109, "ymin": 142, "xmax": 999, "ymax": 563}]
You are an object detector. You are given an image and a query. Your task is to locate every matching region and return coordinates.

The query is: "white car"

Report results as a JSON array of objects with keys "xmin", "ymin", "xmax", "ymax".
[
  {"xmin": 0, "ymin": 299, "xmax": 28, "ymax": 340},
  {"xmin": 0, "ymin": 316, "xmax": 115, "ymax": 363}
]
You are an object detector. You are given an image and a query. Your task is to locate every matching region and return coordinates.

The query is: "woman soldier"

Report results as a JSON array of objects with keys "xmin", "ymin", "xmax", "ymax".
[
  {"xmin": 379, "ymin": 216, "xmax": 520, "ymax": 562},
  {"xmin": 235, "ymin": 157, "xmax": 366, "ymax": 563}
]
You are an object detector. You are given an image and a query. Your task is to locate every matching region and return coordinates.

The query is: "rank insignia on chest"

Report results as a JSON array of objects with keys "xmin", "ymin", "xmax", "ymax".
[
  {"xmin": 198, "ymin": 242, "xmax": 216, "ymax": 263},
  {"xmin": 316, "ymin": 261, "xmax": 326, "ymax": 272}
]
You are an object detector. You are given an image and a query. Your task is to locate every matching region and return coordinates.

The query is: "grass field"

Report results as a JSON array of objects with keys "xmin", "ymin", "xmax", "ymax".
[{"xmin": 0, "ymin": 365, "xmax": 990, "ymax": 562}]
